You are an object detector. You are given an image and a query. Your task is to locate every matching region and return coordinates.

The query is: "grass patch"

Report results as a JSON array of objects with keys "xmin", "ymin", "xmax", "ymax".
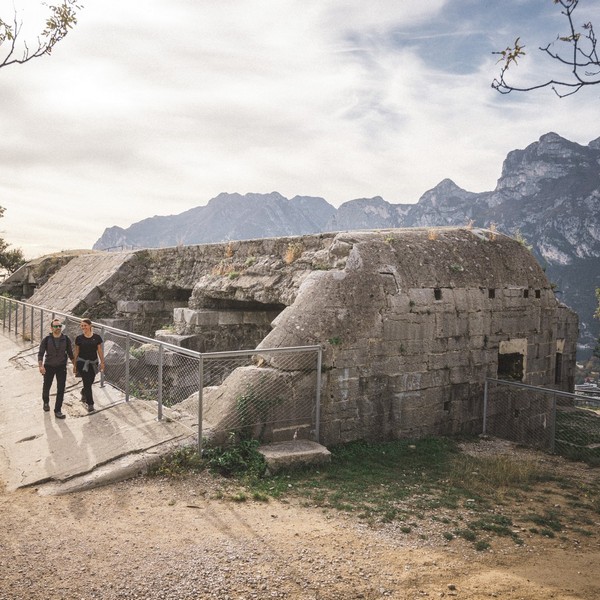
[{"xmin": 151, "ymin": 435, "xmax": 600, "ymax": 551}]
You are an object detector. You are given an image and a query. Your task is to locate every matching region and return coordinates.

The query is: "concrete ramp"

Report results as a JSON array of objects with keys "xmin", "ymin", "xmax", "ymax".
[
  {"xmin": 0, "ymin": 332, "xmax": 195, "ymax": 495},
  {"xmin": 27, "ymin": 251, "xmax": 135, "ymax": 314}
]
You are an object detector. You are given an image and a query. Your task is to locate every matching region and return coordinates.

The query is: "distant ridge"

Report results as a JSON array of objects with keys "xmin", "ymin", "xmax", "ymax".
[{"xmin": 93, "ymin": 133, "xmax": 600, "ymax": 357}]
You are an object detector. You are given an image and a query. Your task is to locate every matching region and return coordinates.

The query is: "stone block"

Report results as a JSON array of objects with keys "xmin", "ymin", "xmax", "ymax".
[
  {"xmin": 242, "ymin": 311, "xmax": 272, "ymax": 325},
  {"xmin": 139, "ymin": 301, "xmax": 164, "ymax": 313},
  {"xmin": 420, "ymin": 368, "xmax": 450, "ymax": 389},
  {"xmin": 155, "ymin": 332, "xmax": 198, "ymax": 350},
  {"xmin": 143, "ymin": 347, "xmax": 191, "ymax": 367},
  {"xmin": 195, "ymin": 310, "xmax": 220, "ymax": 326},
  {"xmin": 435, "ymin": 311, "xmax": 459, "ymax": 338},
  {"xmin": 408, "ymin": 288, "xmax": 434, "ymax": 307},
  {"xmin": 98, "ymin": 318, "xmax": 133, "ymax": 331},
  {"xmin": 117, "ymin": 300, "xmax": 141, "ymax": 313},
  {"xmin": 218, "ymin": 311, "xmax": 244, "ymax": 325}
]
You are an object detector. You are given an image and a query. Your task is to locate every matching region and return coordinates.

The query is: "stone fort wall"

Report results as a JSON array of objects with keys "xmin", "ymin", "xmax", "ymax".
[{"xmin": 12, "ymin": 227, "xmax": 578, "ymax": 446}]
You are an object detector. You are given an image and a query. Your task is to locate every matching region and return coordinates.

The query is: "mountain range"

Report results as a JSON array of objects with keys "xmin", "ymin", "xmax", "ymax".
[{"xmin": 93, "ymin": 132, "xmax": 600, "ymax": 358}]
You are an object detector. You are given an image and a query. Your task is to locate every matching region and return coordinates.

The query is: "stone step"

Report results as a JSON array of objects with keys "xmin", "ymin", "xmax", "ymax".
[{"xmin": 258, "ymin": 440, "xmax": 331, "ymax": 474}]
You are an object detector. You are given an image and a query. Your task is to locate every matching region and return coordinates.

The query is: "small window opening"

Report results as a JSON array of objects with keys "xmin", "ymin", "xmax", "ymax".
[
  {"xmin": 488, "ymin": 288, "xmax": 496, "ymax": 299},
  {"xmin": 523, "ymin": 289, "xmax": 529, "ymax": 298},
  {"xmin": 555, "ymin": 352, "xmax": 563, "ymax": 385},
  {"xmin": 498, "ymin": 352, "xmax": 524, "ymax": 381},
  {"xmin": 535, "ymin": 289, "xmax": 541, "ymax": 299},
  {"xmin": 434, "ymin": 288, "xmax": 442, "ymax": 301},
  {"xmin": 443, "ymin": 400, "xmax": 451, "ymax": 412}
]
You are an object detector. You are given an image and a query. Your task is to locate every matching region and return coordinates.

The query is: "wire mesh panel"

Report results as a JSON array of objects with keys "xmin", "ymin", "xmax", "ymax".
[
  {"xmin": 484, "ymin": 379, "xmax": 600, "ymax": 465},
  {"xmin": 555, "ymin": 397, "xmax": 600, "ymax": 465},
  {"xmin": 187, "ymin": 348, "xmax": 321, "ymax": 446}
]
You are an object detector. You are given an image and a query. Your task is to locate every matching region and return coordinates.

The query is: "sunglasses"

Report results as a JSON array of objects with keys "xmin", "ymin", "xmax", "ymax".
[{"xmin": 52, "ymin": 325, "xmax": 62, "ymax": 329}]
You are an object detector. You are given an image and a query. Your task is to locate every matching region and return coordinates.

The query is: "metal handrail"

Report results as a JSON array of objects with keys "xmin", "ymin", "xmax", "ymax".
[{"xmin": 1, "ymin": 296, "xmax": 323, "ymax": 452}]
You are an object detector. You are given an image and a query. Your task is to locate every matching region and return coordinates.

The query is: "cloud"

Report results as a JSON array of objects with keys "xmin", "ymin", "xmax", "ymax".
[{"xmin": 0, "ymin": 0, "xmax": 599, "ymax": 258}]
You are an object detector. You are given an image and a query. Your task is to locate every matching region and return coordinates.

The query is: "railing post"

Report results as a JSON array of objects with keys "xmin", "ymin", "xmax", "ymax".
[
  {"xmin": 315, "ymin": 347, "xmax": 322, "ymax": 443},
  {"xmin": 8, "ymin": 299, "xmax": 11, "ymax": 332},
  {"xmin": 197, "ymin": 355, "xmax": 204, "ymax": 455},
  {"xmin": 483, "ymin": 379, "xmax": 489, "ymax": 435},
  {"xmin": 21, "ymin": 302, "xmax": 26, "ymax": 340},
  {"xmin": 550, "ymin": 391, "xmax": 557, "ymax": 453},
  {"xmin": 157, "ymin": 344, "xmax": 163, "ymax": 421},
  {"xmin": 99, "ymin": 326, "xmax": 106, "ymax": 388},
  {"xmin": 39, "ymin": 308, "xmax": 45, "ymax": 341},
  {"xmin": 30, "ymin": 305, "xmax": 34, "ymax": 342},
  {"xmin": 1, "ymin": 296, "xmax": 5, "ymax": 330},
  {"xmin": 124, "ymin": 334, "xmax": 130, "ymax": 400},
  {"xmin": 14, "ymin": 302, "xmax": 18, "ymax": 336}
]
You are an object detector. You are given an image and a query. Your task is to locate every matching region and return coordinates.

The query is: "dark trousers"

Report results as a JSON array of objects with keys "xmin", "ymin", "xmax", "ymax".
[
  {"xmin": 80, "ymin": 364, "xmax": 97, "ymax": 407},
  {"xmin": 42, "ymin": 365, "xmax": 67, "ymax": 412}
]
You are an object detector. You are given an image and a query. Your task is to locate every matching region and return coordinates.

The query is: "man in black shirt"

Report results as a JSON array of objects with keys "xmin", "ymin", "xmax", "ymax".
[{"xmin": 37, "ymin": 318, "xmax": 75, "ymax": 419}]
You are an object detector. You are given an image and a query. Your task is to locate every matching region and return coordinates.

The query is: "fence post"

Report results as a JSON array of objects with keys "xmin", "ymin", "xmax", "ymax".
[
  {"xmin": 21, "ymin": 303, "xmax": 26, "ymax": 339},
  {"xmin": 157, "ymin": 344, "xmax": 163, "ymax": 421},
  {"xmin": 197, "ymin": 355, "xmax": 204, "ymax": 455},
  {"xmin": 14, "ymin": 302, "xmax": 18, "ymax": 336},
  {"xmin": 39, "ymin": 308, "xmax": 44, "ymax": 341},
  {"xmin": 1, "ymin": 296, "xmax": 5, "ymax": 329},
  {"xmin": 124, "ymin": 334, "xmax": 130, "ymax": 400},
  {"xmin": 483, "ymin": 379, "xmax": 489, "ymax": 435},
  {"xmin": 550, "ymin": 391, "xmax": 557, "ymax": 454},
  {"xmin": 99, "ymin": 326, "xmax": 106, "ymax": 388},
  {"xmin": 30, "ymin": 305, "xmax": 34, "ymax": 342},
  {"xmin": 315, "ymin": 347, "xmax": 322, "ymax": 444}
]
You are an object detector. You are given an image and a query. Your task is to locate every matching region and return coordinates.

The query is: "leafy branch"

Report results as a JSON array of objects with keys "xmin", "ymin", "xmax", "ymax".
[{"xmin": 0, "ymin": 1, "xmax": 82, "ymax": 70}]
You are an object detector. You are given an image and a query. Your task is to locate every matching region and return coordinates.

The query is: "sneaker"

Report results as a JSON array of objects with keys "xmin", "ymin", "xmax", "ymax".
[
  {"xmin": 87, "ymin": 404, "xmax": 95, "ymax": 413},
  {"xmin": 43, "ymin": 402, "xmax": 50, "ymax": 412},
  {"xmin": 54, "ymin": 411, "xmax": 66, "ymax": 419}
]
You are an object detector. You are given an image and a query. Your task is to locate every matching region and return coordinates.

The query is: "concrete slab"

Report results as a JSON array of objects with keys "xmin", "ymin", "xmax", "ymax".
[
  {"xmin": 258, "ymin": 439, "xmax": 331, "ymax": 473},
  {"xmin": 0, "ymin": 330, "xmax": 196, "ymax": 494}
]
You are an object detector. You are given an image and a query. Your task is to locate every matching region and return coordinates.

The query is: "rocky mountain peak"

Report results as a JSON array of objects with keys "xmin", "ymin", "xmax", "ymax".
[{"xmin": 91, "ymin": 133, "xmax": 600, "ymax": 358}]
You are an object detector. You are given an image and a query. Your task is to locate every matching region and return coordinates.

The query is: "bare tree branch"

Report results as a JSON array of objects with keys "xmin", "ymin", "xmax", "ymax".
[{"xmin": 492, "ymin": 0, "xmax": 600, "ymax": 98}]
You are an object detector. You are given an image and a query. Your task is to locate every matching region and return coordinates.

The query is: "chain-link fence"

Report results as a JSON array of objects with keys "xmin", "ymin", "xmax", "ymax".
[
  {"xmin": 1, "ymin": 297, "xmax": 322, "ymax": 451},
  {"xmin": 484, "ymin": 378, "xmax": 600, "ymax": 465}
]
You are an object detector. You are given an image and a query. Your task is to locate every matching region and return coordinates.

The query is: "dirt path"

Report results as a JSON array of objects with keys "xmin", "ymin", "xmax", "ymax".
[{"xmin": 1, "ymin": 466, "xmax": 599, "ymax": 600}]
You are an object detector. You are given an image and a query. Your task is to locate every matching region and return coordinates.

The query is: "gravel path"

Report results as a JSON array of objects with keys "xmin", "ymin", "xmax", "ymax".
[{"xmin": 1, "ymin": 459, "xmax": 600, "ymax": 600}]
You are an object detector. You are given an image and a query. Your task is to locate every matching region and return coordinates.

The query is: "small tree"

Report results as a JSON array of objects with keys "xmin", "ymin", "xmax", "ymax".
[
  {"xmin": 492, "ymin": 0, "xmax": 600, "ymax": 97},
  {"xmin": 0, "ymin": 1, "xmax": 82, "ymax": 70},
  {"xmin": 0, "ymin": 206, "xmax": 25, "ymax": 275}
]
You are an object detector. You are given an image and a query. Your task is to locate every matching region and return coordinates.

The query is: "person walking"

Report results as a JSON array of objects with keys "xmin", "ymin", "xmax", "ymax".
[
  {"xmin": 38, "ymin": 318, "xmax": 75, "ymax": 419},
  {"xmin": 73, "ymin": 319, "xmax": 105, "ymax": 413}
]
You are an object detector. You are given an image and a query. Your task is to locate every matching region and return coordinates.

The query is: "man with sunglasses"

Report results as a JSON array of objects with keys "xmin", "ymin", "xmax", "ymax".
[{"xmin": 37, "ymin": 319, "xmax": 75, "ymax": 419}]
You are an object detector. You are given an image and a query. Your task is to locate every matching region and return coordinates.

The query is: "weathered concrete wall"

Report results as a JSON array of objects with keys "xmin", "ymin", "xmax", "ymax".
[
  {"xmin": 255, "ymin": 229, "xmax": 578, "ymax": 444},
  {"xmin": 20, "ymin": 228, "xmax": 578, "ymax": 446}
]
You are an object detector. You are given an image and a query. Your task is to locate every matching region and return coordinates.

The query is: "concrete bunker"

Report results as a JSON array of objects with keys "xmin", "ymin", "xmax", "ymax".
[{"xmin": 14, "ymin": 228, "xmax": 579, "ymax": 447}]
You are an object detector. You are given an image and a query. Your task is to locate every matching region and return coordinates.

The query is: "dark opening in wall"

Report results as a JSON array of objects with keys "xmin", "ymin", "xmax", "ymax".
[
  {"xmin": 161, "ymin": 288, "xmax": 192, "ymax": 302},
  {"xmin": 443, "ymin": 400, "xmax": 451, "ymax": 412},
  {"xmin": 498, "ymin": 352, "xmax": 524, "ymax": 381},
  {"xmin": 555, "ymin": 352, "xmax": 563, "ymax": 384},
  {"xmin": 488, "ymin": 288, "xmax": 496, "ymax": 299},
  {"xmin": 523, "ymin": 289, "xmax": 529, "ymax": 298},
  {"xmin": 535, "ymin": 289, "xmax": 541, "ymax": 299},
  {"xmin": 196, "ymin": 297, "xmax": 286, "ymax": 312},
  {"xmin": 434, "ymin": 288, "xmax": 442, "ymax": 301}
]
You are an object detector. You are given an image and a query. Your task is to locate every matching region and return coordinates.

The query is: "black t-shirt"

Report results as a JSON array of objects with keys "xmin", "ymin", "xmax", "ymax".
[{"xmin": 75, "ymin": 333, "xmax": 103, "ymax": 361}]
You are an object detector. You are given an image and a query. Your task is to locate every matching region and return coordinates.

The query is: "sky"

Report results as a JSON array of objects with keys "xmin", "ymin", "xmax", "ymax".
[{"xmin": 1, "ymin": 0, "xmax": 600, "ymax": 259}]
